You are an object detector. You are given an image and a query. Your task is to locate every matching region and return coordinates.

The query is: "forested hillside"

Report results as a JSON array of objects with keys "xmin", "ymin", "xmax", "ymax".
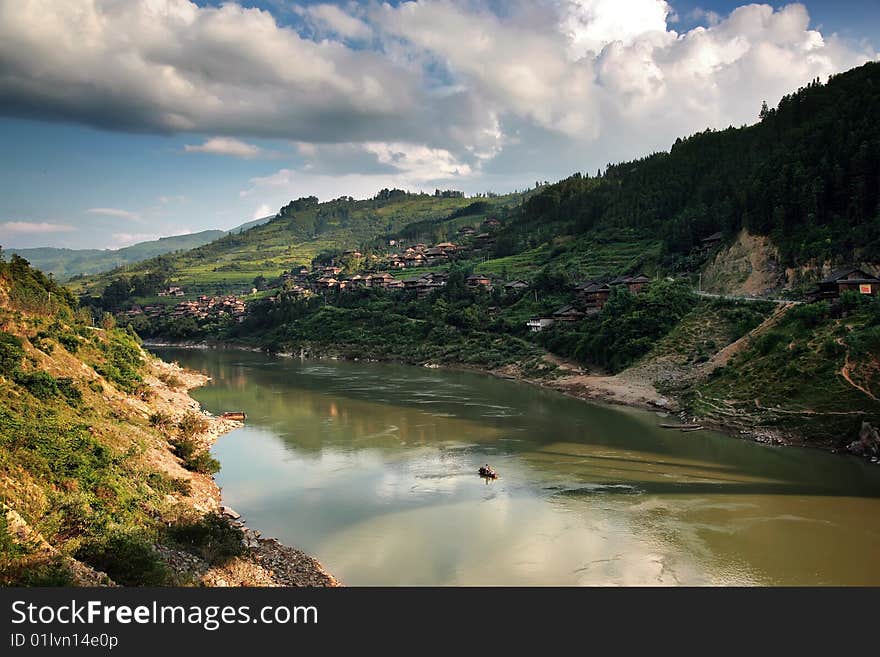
[{"xmin": 498, "ymin": 61, "xmax": 880, "ymax": 271}]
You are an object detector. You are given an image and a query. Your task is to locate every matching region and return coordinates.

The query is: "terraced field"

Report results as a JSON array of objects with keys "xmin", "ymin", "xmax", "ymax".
[{"xmin": 73, "ymin": 193, "xmax": 523, "ymax": 298}]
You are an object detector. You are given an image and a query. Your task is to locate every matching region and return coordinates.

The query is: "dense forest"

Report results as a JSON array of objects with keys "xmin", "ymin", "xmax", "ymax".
[{"xmin": 498, "ymin": 61, "xmax": 880, "ymax": 268}]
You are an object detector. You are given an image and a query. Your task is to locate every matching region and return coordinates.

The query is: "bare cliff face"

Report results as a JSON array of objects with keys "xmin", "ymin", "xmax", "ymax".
[
  {"xmin": 701, "ymin": 229, "xmax": 879, "ymax": 297},
  {"xmin": 700, "ymin": 230, "xmax": 785, "ymax": 297}
]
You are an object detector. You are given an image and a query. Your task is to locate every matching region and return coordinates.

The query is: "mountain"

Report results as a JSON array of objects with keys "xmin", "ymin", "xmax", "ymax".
[
  {"xmin": 227, "ymin": 214, "xmax": 274, "ymax": 235},
  {"xmin": 7, "ymin": 215, "xmax": 277, "ymax": 281}
]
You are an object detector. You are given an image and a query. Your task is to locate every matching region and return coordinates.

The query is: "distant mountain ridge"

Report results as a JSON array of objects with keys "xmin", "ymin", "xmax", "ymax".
[{"xmin": 7, "ymin": 215, "xmax": 275, "ymax": 280}]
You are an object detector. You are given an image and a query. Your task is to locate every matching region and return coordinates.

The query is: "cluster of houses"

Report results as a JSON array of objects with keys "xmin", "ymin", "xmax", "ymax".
[
  {"xmin": 157, "ymin": 286, "xmax": 185, "ymax": 297},
  {"xmin": 122, "ymin": 294, "xmax": 247, "ymax": 323},
  {"xmin": 269, "ymin": 269, "xmax": 501, "ymax": 301},
  {"xmin": 384, "ymin": 242, "xmax": 460, "ymax": 269},
  {"xmin": 527, "ymin": 273, "xmax": 652, "ymax": 332}
]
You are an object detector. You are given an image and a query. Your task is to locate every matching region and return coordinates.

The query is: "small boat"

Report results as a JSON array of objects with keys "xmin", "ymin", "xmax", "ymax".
[
  {"xmin": 478, "ymin": 466, "xmax": 498, "ymax": 479},
  {"xmin": 221, "ymin": 411, "xmax": 247, "ymax": 421},
  {"xmin": 659, "ymin": 423, "xmax": 702, "ymax": 430}
]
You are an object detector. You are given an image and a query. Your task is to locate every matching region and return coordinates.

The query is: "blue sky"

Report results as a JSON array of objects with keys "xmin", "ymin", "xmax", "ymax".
[{"xmin": 1, "ymin": 0, "xmax": 878, "ymax": 250}]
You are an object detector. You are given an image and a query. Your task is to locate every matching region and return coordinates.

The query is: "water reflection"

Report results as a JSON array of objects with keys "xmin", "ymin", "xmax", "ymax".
[{"xmin": 155, "ymin": 349, "xmax": 880, "ymax": 585}]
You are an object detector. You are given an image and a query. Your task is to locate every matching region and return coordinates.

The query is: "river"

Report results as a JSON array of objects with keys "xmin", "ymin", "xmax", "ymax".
[{"xmin": 154, "ymin": 348, "xmax": 880, "ymax": 586}]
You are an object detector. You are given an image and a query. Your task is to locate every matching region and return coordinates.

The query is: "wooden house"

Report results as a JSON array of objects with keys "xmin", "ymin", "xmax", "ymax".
[
  {"xmin": 504, "ymin": 280, "xmax": 530, "ymax": 292},
  {"xmin": 812, "ymin": 268, "xmax": 880, "ymax": 300},
  {"xmin": 368, "ymin": 272, "xmax": 396, "ymax": 289},
  {"xmin": 699, "ymin": 232, "xmax": 723, "ymax": 256},
  {"xmin": 466, "ymin": 274, "xmax": 492, "ymax": 289},
  {"xmin": 575, "ymin": 281, "xmax": 612, "ymax": 310},
  {"xmin": 553, "ymin": 305, "xmax": 585, "ymax": 322},
  {"xmin": 610, "ymin": 274, "xmax": 650, "ymax": 295}
]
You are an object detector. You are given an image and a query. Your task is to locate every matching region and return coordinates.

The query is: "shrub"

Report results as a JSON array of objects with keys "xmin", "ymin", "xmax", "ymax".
[
  {"xmin": 31, "ymin": 331, "xmax": 55, "ymax": 353},
  {"xmin": 75, "ymin": 531, "xmax": 168, "ymax": 586},
  {"xmin": 753, "ymin": 330, "xmax": 787, "ymax": 355},
  {"xmin": 0, "ymin": 331, "xmax": 24, "ymax": 374},
  {"xmin": 0, "ymin": 557, "xmax": 75, "ymax": 587},
  {"xmin": 15, "ymin": 370, "xmax": 60, "ymax": 400},
  {"xmin": 184, "ymin": 450, "xmax": 221, "ymax": 475},
  {"xmin": 177, "ymin": 411, "xmax": 209, "ymax": 439},
  {"xmin": 146, "ymin": 472, "xmax": 191, "ymax": 496},
  {"xmin": 169, "ymin": 433, "xmax": 220, "ymax": 475},
  {"xmin": 58, "ymin": 333, "xmax": 80, "ymax": 353},
  {"xmin": 165, "ymin": 514, "xmax": 245, "ymax": 565},
  {"xmin": 14, "ymin": 371, "xmax": 81, "ymax": 405},
  {"xmin": 93, "ymin": 331, "xmax": 144, "ymax": 393},
  {"xmin": 149, "ymin": 411, "xmax": 172, "ymax": 431},
  {"xmin": 158, "ymin": 372, "xmax": 184, "ymax": 389}
]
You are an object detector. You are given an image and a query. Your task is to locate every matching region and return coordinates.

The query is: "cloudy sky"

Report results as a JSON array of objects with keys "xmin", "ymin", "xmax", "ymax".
[{"xmin": 1, "ymin": 0, "xmax": 878, "ymax": 250}]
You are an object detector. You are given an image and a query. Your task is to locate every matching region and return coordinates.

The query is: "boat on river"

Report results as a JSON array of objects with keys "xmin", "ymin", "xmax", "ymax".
[
  {"xmin": 478, "ymin": 466, "xmax": 498, "ymax": 479},
  {"xmin": 221, "ymin": 411, "xmax": 247, "ymax": 421}
]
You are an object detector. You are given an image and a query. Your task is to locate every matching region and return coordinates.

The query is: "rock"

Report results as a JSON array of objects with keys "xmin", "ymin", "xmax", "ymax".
[
  {"xmin": 220, "ymin": 505, "xmax": 241, "ymax": 519},
  {"xmin": 846, "ymin": 422, "xmax": 880, "ymax": 457}
]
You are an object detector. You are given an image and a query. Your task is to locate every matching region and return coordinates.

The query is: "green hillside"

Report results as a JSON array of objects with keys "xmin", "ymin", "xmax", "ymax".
[
  {"xmin": 9, "ymin": 216, "xmax": 277, "ymax": 281},
  {"xmin": 10, "ymin": 230, "xmax": 224, "ymax": 280},
  {"xmin": 495, "ymin": 61, "xmax": 880, "ymax": 272},
  {"xmin": 73, "ymin": 190, "xmax": 524, "ymax": 300}
]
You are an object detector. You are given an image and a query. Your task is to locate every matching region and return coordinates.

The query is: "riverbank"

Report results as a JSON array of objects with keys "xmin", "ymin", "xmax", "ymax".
[
  {"xmin": 145, "ymin": 355, "xmax": 339, "ymax": 587},
  {"xmin": 146, "ymin": 339, "xmax": 802, "ymax": 455}
]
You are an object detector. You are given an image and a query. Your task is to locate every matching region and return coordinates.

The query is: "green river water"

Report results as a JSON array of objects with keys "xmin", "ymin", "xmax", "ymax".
[{"xmin": 155, "ymin": 348, "xmax": 880, "ymax": 586}]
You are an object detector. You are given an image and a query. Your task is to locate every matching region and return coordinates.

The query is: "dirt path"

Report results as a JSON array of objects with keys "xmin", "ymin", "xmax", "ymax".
[
  {"xmin": 838, "ymin": 341, "xmax": 879, "ymax": 402},
  {"xmin": 703, "ymin": 302, "xmax": 795, "ymax": 372}
]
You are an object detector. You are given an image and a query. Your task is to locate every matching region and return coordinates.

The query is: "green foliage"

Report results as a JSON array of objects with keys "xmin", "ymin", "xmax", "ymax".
[
  {"xmin": 169, "ymin": 435, "xmax": 221, "ymax": 474},
  {"xmin": 0, "ymin": 331, "xmax": 24, "ymax": 375},
  {"xmin": 693, "ymin": 298, "xmax": 880, "ymax": 442},
  {"xmin": 170, "ymin": 413, "xmax": 219, "ymax": 474},
  {"xmin": 0, "ymin": 554, "xmax": 76, "ymax": 587},
  {"xmin": 177, "ymin": 411, "xmax": 209, "ymax": 438},
  {"xmin": 0, "ymin": 254, "xmax": 76, "ymax": 315},
  {"xmin": 93, "ymin": 330, "xmax": 143, "ymax": 393},
  {"xmin": 165, "ymin": 513, "xmax": 245, "ymax": 565},
  {"xmin": 498, "ymin": 62, "xmax": 880, "ymax": 267},
  {"xmin": 14, "ymin": 371, "xmax": 82, "ymax": 405},
  {"xmin": 146, "ymin": 472, "xmax": 191, "ymax": 496},
  {"xmin": 75, "ymin": 531, "xmax": 169, "ymax": 586},
  {"xmin": 538, "ymin": 280, "xmax": 697, "ymax": 372}
]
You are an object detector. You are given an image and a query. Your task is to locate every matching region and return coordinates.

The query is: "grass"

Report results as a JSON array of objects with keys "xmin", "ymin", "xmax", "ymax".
[
  {"xmin": 0, "ymin": 258, "xmax": 239, "ymax": 585},
  {"xmin": 689, "ymin": 298, "xmax": 880, "ymax": 444},
  {"xmin": 73, "ymin": 192, "xmax": 524, "ymax": 299}
]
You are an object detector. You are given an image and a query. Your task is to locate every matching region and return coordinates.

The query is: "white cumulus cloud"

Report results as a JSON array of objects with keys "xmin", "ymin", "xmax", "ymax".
[
  {"xmin": 0, "ymin": 0, "xmax": 876, "ymax": 191},
  {"xmin": 184, "ymin": 137, "xmax": 264, "ymax": 158}
]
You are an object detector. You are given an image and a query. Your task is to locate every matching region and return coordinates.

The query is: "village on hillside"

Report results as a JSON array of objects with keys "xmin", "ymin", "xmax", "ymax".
[{"xmin": 117, "ymin": 212, "xmax": 880, "ymax": 333}]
